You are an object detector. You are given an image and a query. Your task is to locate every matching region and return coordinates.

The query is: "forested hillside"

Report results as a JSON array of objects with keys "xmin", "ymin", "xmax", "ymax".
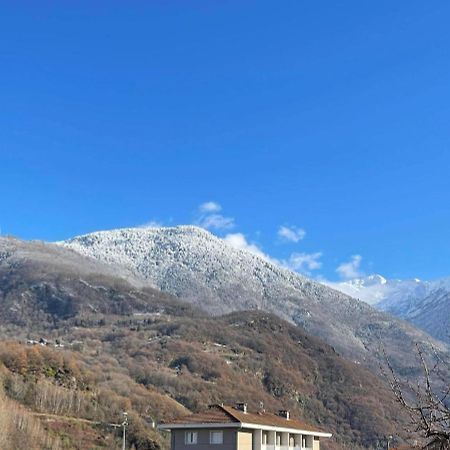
[
  {"xmin": 0, "ymin": 310, "xmax": 412, "ymax": 450},
  {"xmin": 0, "ymin": 236, "xmax": 424, "ymax": 449}
]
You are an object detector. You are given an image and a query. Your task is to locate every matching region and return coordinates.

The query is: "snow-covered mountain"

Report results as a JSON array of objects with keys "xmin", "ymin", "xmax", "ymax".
[
  {"xmin": 326, "ymin": 275, "xmax": 431, "ymax": 308},
  {"xmin": 59, "ymin": 225, "xmax": 449, "ymax": 374},
  {"xmin": 328, "ymin": 275, "xmax": 450, "ymax": 343},
  {"xmin": 60, "ymin": 226, "xmax": 348, "ymax": 316},
  {"xmin": 0, "ymin": 235, "xmax": 423, "ymax": 448}
]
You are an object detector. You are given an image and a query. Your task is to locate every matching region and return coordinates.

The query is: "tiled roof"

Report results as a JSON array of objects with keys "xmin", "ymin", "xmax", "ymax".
[
  {"xmin": 221, "ymin": 405, "xmax": 325, "ymax": 433},
  {"xmin": 161, "ymin": 404, "xmax": 327, "ymax": 434},
  {"xmin": 164, "ymin": 406, "xmax": 239, "ymax": 425}
]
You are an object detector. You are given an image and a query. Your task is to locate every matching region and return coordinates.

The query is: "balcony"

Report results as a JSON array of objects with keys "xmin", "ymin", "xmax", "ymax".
[{"xmin": 261, "ymin": 446, "xmax": 312, "ymax": 450}]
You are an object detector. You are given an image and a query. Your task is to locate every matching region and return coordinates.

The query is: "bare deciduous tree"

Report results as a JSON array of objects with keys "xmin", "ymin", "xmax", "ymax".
[{"xmin": 382, "ymin": 344, "xmax": 450, "ymax": 450}]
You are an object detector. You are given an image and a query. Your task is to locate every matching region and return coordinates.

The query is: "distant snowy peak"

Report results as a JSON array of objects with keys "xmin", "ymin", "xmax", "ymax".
[
  {"xmin": 327, "ymin": 274, "xmax": 430, "ymax": 307},
  {"xmin": 432, "ymin": 276, "xmax": 450, "ymax": 291},
  {"xmin": 328, "ymin": 273, "xmax": 450, "ymax": 344},
  {"xmin": 352, "ymin": 274, "xmax": 388, "ymax": 287},
  {"xmin": 326, "ymin": 274, "xmax": 392, "ymax": 305}
]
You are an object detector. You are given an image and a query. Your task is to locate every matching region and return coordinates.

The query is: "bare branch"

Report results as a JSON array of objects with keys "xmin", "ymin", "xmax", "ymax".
[{"xmin": 381, "ymin": 344, "xmax": 450, "ymax": 449}]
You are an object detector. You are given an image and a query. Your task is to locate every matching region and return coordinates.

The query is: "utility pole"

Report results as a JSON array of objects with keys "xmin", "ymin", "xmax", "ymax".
[
  {"xmin": 387, "ymin": 435, "xmax": 393, "ymax": 450},
  {"xmin": 122, "ymin": 412, "xmax": 128, "ymax": 450}
]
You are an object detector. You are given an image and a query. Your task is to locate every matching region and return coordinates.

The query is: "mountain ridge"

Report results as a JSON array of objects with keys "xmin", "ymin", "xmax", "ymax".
[
  {"xmin": 329, "ymin": 273, "xmax": 450, "ymax": 343},
  {"xmin": 58, "ymin": 225, "xmax": 449, "ymax": 375},
  {"xmin": 0, "ymin": 234, "xmax": 416, "ymax": 449}
]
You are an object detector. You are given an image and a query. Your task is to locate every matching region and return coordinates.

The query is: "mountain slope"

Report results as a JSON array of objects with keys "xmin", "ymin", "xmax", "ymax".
[
  {"xmin": 328, "ymin": 275, "xmax": 450, "ymax": 344},
  {"xmin": 59, "ymin": 226, "xmax": 450, "ymax": 375},
  {"xmin": 380, "ymin": 285, "xmax": 450, "ymax": 344},
  {"xmin": 0, "ymin": 236, "xmax": 414, "ymax": 449},
  {"xmin": 0, "ymin": 236, "xmax": 198, "ymax": 327}
]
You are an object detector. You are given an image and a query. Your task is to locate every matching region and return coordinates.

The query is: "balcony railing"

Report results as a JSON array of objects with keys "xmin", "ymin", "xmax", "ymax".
[{"xmin": 261, "ymin": 446, "xmax": 312, "ymax": 450}]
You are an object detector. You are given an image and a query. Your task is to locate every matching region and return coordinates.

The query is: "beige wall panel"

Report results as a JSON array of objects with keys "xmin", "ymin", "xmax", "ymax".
[{"xmin": 237, "ymin": 430, "xmax": 253, "ymax": 450}]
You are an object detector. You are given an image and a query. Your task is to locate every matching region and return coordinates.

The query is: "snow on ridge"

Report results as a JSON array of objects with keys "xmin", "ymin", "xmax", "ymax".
[
  {"xmin": 60, "ymin": 225, "xmax": 310, "ymax": 288},
  {"xmin": 328, "ymin": 272, "xmax": 450, "ymax": 343},
  {"xmin": 57, "ymin": 224, "xmax": 450, "ymax": 366},
  {"xmin": 59, "ymin": 225, "xmax": 362, "ymax": 315},
  {"xmin": 327, "ymin": 274, "xmax": 432, "ymax": 307},
  {"xmin": 60, "ymin": 225, "xmax": 450, "ymax": 335}
]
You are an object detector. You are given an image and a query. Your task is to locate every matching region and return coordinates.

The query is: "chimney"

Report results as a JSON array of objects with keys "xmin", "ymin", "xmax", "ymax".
[
  {"xmin": 278, "ymin": 410, "xmax": 290, "ymax": 420},
  {"xmin": 208, "ymin": 403, "xmax": 223, "ymax": 409},
  {"xmin": 236, "ymin": 402, "xmax": 248, "ymax": 413}
]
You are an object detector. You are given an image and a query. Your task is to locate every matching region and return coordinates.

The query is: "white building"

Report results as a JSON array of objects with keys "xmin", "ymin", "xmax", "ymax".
[{"xmin": 159, "ymin": 403, "xmax": 332, "ymax": 450}]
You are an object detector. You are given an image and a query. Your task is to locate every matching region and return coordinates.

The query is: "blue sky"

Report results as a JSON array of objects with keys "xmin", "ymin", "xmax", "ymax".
[{"xmin": 1, "ymin": 1, "xmax": 450, "ymax": 281}]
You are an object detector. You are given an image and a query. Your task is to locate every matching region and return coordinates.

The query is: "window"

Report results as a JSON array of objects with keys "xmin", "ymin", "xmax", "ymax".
[
  {"xmin": 262, "ymin": 432, "xmax": 268, "ymax": 445},
  {"xmin": 210, "ymin": 431, "xmax": 223, "ymax": 444},
  {"xmin": 185, "ymin": 431, "xmax": 198, "ymax": 445}
]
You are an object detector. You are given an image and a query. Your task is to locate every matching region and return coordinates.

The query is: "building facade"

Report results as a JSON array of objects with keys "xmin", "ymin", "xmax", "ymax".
[{"xmin": 159, "ymin": 404, "xmax": 332, "ymax": 450}]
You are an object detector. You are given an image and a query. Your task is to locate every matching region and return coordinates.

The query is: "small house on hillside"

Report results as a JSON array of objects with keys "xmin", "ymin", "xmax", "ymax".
[{"xmin": 158, "ymin": 403, "xmax": 332, "ymax": 450}]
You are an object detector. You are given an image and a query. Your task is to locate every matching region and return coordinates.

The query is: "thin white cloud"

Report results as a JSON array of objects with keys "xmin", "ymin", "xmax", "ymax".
[
  {"xmin": 283, "ymin": 252, "xmax": 322, "ymax": 273},
  {"xmin": 223, "ymin": 233, "xmax": 322, "ymax": 277},
  {"xmin": 199, "ymin": 201, "xmax": 222, "ymax": 213},
  {"xmin": 196, "ymin": 201, "xmax": 235, "ymax": 231},
  {"xmin": 336, "ymin": 254, "xmax": 363, "ymax": 279},
  {"xmin": 198, "ymin": 214, "xmax": 235, "ymax": 231},
  {"xmin": 223, "ymin": 233, "xmax": 275, "ymax": 263},
  {"xmin": 278, "ymin": 225, "xmax": 306, "ymax": 243},
  {"xmin": 139, "ymin": 220, "xmax": 163, "ymax": 228}
]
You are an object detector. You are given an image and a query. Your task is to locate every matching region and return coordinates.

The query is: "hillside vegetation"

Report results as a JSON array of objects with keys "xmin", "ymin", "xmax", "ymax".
[
  {"xmin": 0, "ymin": 236, "xmax": 424, "ymax": 449},
  {"xmin": 0, "ymin": 381, "xmax": 61, "ymax": 450},
  {"xmin": 0, "ymin": 310, "xmax": 412, "ymax": 449},
  {"xmin": 59, "ymin": 226, "xmax": 450, "ymax": 377},
  {"xmin": 0, "ymin": 309, "xmax": 412, "ymax": 449}
]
